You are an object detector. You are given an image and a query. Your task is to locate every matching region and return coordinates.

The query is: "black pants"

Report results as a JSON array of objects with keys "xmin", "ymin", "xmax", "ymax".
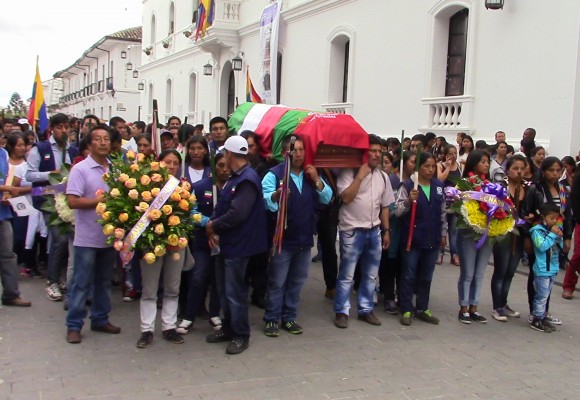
[
  {"xmin": 379, "ymin": 251, "xmax": 401, "ymax": 302},
  {"xmin": 317, "ymin": 206, "xmax": 338, "ymax": 290},
  {"xmin": 246, "ymin": 251, "xmax": 268, "ymax": 300}
]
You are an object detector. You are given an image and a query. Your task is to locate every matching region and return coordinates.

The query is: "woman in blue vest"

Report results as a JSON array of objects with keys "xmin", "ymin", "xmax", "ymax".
[
  {"xmin": 184, "ymin": 135, "xmax": 211, "ymax": 186},
  {"xmin": 396, "ymin": 152, "xmax": 446, "ymax": 326}
]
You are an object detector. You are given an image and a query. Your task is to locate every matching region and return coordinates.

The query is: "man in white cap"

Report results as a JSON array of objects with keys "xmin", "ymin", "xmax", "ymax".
[{"xmin": 205, "ymin": 135, "xmax": 267, "ymax": 355}]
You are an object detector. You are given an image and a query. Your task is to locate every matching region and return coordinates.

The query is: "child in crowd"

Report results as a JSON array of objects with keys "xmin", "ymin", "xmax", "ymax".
[{"xmin": 529, "ymin": 203, "xmax": 563, "ymax": 333}]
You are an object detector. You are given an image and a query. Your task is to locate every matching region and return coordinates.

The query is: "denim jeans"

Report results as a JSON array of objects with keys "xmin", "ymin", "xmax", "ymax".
[
  {"xmin": 532, "ymin": 275, "xmax": 555, "ymax": 318},
  {"xmin": 44, "ymin": 213, "xmax": 71, "ymax": 284},
  {"xmin": 0, "ymin": 220, "xmax": 20, "ymax": 301},
  {"xmin": 457, "ymin": 230, "xmax": 493, "ymax": 307},
  {"xmin": 400, "ymin": 248, "xmax": 439, "ymax": 313},
  {"xmin": 491, "ymin": 234, "xmax": 522, "ymax": 310},
  {"xmin": 334, "ymin": 227, "xmax": 382, "ymax": 315},
  {"xmin": 183, "ymin": 248, "xmax": 221, "ymax": 321},
  {"xmin": 445, "ymin": 213, "xmax": 458, "ymax": 256},
  {"xmin": 139, "ymin": 250, "xmax": 184, "ymax": 332},
  {"xmin": 214, "ymin": 255, "xmax": 250, "ymax": 339},
  {"xmin": 66, "ymin": 246, "xmax": 116, "ymax": 331},
  {"xmin": 264, "ymin": 247, "xmax": 311, "ymax": 322}
]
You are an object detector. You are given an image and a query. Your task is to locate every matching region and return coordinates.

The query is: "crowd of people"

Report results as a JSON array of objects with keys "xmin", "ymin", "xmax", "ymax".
[{"xmin": 0, "ymin": 113, "xmax": 579, "ymax": 354}]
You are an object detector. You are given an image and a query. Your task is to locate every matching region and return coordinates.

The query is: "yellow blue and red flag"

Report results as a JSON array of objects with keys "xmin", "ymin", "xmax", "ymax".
[
  {"xmin": 246, "ymin": 69, "xmax": 263, "ymax": 103},
  {"xmin": 195, "ymin": 0, "xmax": 215, "ymax": 41},
  {"xmin": 27, "ymin": 57, "xmax": 48, "ymax": 133}
]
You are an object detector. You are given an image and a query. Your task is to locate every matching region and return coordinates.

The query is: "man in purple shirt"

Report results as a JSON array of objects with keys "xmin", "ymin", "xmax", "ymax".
[{"xmin": 65, "ymin": 125, "xmax": 121, "ymax": 344}]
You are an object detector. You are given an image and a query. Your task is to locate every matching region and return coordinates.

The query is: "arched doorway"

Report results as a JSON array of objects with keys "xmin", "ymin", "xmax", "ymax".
[{"xmin": 219, "ymin": 61, "xmax": 235, "ymax": 118}]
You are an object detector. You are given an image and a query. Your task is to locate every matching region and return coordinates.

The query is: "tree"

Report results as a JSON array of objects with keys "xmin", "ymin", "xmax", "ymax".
[{"xmin": 6, "ymin": 92, "xmax": 28, "ymax": 118}]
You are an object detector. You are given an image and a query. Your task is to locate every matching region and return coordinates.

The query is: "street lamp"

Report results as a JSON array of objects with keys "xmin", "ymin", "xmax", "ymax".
[
  {"xmin": 232, "ymin": 52, "xmax": 244, "ymax": 71},
  {"xmin": 485, "ymin": 0, "xmax": 504, "ymax": 9},
  {"xmin": 133, "ymin": 70, "xmax": 139, "ymax": 78},
  {"xmin": 126, "ymin": 62, "xmax": 133, "ymax": 71},
  {"xmin": 121, "ymin": 50, "xmax": 127, "ymax": 59},
  {"xmin": 138, "ymin": 81, "xmax": 145, "ymax": 91},
  {"xmin": 203, "ymin": 59, "xmax": 215, "ymax": 76}
]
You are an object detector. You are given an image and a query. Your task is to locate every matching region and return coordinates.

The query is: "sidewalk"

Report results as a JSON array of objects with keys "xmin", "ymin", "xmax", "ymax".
[{"xmin": 1, "ymin": 255, "xmax": 579, "ymax": 400}]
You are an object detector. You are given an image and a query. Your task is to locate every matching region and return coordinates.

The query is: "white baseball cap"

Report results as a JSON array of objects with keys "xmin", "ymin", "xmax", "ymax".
[
  {"xmin": 221, "ymin": 136, "xmax": 248, "ymax": 155},
  {"xmin": 18, "ymin": 118, "xmax": 29, "ymax": 125}
]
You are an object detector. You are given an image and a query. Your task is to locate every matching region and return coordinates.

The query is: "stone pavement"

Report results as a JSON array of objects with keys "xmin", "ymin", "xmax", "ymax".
[{"xmin": 1, "ymin": 254, "xmax": 579, "ymax": 400}]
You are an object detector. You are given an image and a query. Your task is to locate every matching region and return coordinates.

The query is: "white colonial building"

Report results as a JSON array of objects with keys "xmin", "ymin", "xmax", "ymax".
[
  {"xmin": 137, "ymin": 0, "xmax": 579, "ymax": 157},
  {"xmin": 51, "ymin": 27, "xmax": 144, "ymax": 122}
]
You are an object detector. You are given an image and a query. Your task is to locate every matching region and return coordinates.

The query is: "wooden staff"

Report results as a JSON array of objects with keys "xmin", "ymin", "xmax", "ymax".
[
  {"xmin": 272, "ymin": 136, "xmax": 296, "ymax": 255},
  {"xmin": 406, "ymin": 145, "xmax": 422, "ymax": 251}
]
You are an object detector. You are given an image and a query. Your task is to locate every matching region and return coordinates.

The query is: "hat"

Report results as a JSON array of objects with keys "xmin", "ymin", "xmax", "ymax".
[
  {"xmin": 160, "ymin": 130, "xmax": 173, "ymax": 139},
  {"xmin": 222, "ymin": 136, "xmax": 248, "ymax": 155},
  {"xmin": 18, "ymin": 118, "xmax": 29, "ymax": 125}
]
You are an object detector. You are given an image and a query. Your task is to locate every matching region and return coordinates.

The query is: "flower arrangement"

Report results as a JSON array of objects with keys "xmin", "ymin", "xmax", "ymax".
[
  {"xmin": 97, "ymin": 151, "xmax": 196, "ymax": 264},
  {"xmin": 40, "ymin": 164, "xmax": 75, "ymax": 235},
  {"xmin": 445, "ymin": 173, "xmax": 519, "ymax": 248},
  {"xmin": 162, "ymin": 37, "xmax": 171, "ymax": 48},
  {"xmin": 143, "ymin": 46, "xmax": 153, "ymax": 55}
]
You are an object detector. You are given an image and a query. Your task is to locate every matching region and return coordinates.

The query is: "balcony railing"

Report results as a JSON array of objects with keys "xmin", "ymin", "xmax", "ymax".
[
  {"xmin": 321, "ymin": 102, "xmax": 353, "ymax": 115},
  {"xmin": 98, "ymin": 80, "xmax": 104, "ymax": 92},
  {"xmin": 422, "ymin": 95, "xmax": 474, "ymax": 131},
  {"xmin": 106, "ymin": 77, "xmax": 114, "ymax": 91}
]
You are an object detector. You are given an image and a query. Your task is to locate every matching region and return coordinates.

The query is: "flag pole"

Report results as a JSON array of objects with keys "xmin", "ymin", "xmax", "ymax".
[
  {"xmin": 180, "ymin": 116, "xmax": 188, "ymax": 179},
  {"xmin": 399, "ymin": 129, "xmax": 404, "ymax": 182}
]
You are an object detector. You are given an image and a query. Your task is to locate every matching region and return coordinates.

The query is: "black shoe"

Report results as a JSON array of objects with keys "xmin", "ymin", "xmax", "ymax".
[
  {"xmin": 162, "ymin": 328, "xmax": 184, "ymax": 344},
  {"xmin": 469, "ymin": 312, "xmax": 487, "ymax": 324},
  {"xmin": 458, "ymin": 312, "xmax": 472, "ymax": 324},
  {"xmin": 282, "ymin": 320, "xmax": 303, "ymax": 334},
  {"xmin": 226, "ymin": 337, "xmax": 249, "ymax": 354},
  {"xmin": 137, "ymin": 331, "xmax": 153, "ymax": 348},
  {"xmin": 529, "ymin": 318, "xmax": 546, "ymax": 332},
  {"xmin": 251, "ymin": 296, "xmax": 266, "ymax": 309},
  {"xmin": 264, "ymin": 321, "xmax": 279, "ymax": 337},
  {"xmin": 206, "ymin": 329, "xmax": 231, "ymax": 343}
]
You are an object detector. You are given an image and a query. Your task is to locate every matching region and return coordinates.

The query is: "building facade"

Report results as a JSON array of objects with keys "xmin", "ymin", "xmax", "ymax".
[
  {"xmin": 138, "ymin": 0, "xmax": 578, "ymax": 156},
  {"xmin": 51, "ymin": 27, "xmax": 143, "ymax": 123}
]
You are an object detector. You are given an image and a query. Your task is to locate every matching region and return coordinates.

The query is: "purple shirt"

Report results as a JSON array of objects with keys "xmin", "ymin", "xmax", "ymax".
[{"xmin": 66, "ymin": 155, "xmax": 110, "ymax": 248}]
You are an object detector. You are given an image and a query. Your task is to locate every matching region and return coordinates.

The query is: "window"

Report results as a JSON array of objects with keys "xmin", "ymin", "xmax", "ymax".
[
  {"xmin": 148, "ymin": 83, "xmax": 154, "ymax": 116},
  {"xmin": 189, "ymin": 73, "xmax": 197, "ymax": 112},
  {"xmin": 192, "ymin": 0, "xmax": 198, "ymax": 25},
  {"xmin": 166, "ymin": 79, "xmax": 172, "ymax": 114},
  {"xmin": 445, "ymin": 9, "xmax": 468, "ymax": 96},
  {"xmin": 169, "ymin": 2, "xmax": 175, "ymax": 34},
  {"xmin": 227, "ymin": 70, "xmax": 235, "ymax": 116},
  {"xmin": 151, "ymin": 14, "xmax": 156, "ymax": 44},
  {"xmin": 276, "ymin": 52, "xmax": 282, "ymax": 104},
  {"xmin": 328, "ymin": 34, "xmax": 351, "ymax": 103}
]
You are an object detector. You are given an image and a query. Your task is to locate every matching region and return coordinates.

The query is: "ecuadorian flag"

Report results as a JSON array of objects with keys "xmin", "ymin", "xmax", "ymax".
[
  {"xmin": 27, "ymin": 57, "xmax": 48, "ymax": 133},
  {"xmin": 195, "ymin": 0, "xmax": 215, "ymax": 41},
  {"xmin": 246, "ymin": 69, "xmax": 263, "ymax": 103}
]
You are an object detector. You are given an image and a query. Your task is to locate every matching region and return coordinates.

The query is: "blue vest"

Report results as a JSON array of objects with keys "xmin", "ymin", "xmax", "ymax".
[
  {"xmin": 213, "ymin": 164, "xmax": 267, "ymax": 258},
  {"xmin": 269, "ymin": 164, "xmax": 318, "ymax": 250},
  {"xmin": 401, "ymin": 178, "xmax": 445, "ymax": 249},
  {"xmin": 191, "ymin": 177, "xmax": 215, "ymax": 251},
  {"xmin": 184, "ymin": 165, "xmax": 211, "ymax": 187},
  {"xmin": 0, "ymin": 149, "xmax": 12, "ymax": 221}
]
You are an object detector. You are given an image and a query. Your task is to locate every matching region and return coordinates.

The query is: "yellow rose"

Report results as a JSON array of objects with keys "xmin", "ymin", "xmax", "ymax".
[
  {"xmin": 102, "ymin": 173, "xmax": 110, "ymax": 182},
  {"xmin": 137, "ymin": 202, "xmax": 149, "ymax": 212},
  {"xmin": 192, "ymin": 213, "xmax": 203, "ymax": 224},
  {"xmin": 171, "ymin": 192, "xmax": 181, "ymax": 202},
  {"xmin": 128, "ymin": 189, "xmax": 139, "ymax": 200},
  {"xmin": 159, "ymin": 161, "xmax": 167, "ymax": 169},
  {"xmin": 150, "ymin": 161, "xmax": 160, "ymax": 171},
  {"xmin": 168, "ymin": 216, "xmax": 181, "ymax": 226},
  {"xmin": 167, "ymin": 234, "xmax": 179, "ymax": 247},
  {"xmin": 96, "ymin": 202, "xmax": 107, "ymax": 214},
  {"xmin": 114, "ymin": 228, "xmax": 125, "ymax": 240},
  {"xmin": 101, "ymin": 211, "xmax": 112, "ymax": 221},
  {"xmin": 103, "ymin": 224, "xmax": 115, "ymax": 235},
  {"xmin": 154, "ymin": 223, "xmax": 164, "ymax": 235},
  {"xmin": 113, "ymin": 241, "xmax": 124, "ymax": 251},
  {"xmin": 151, "ymin": 187, "xmax": 160, "ymax": 197},
  {"xmin": 110, "ymin": 188, "xmax": 121, "ymax": 198},
  {"xmin": 161, "ymin": 205, "xmax": 173, "ymax": 215},
  {"xmin": 119, "ymin": 213, "xmax": 129, "ymax": 222},
  {"xmin": 180, "ymin": 190, "xmax": 190, "ymax": 200},
  {"xmin": 130, "ymin": 163, "xmax": 140, "ymax": 172},
  {"xmin": 118, "ymin": 173, "xmax": 129, "ymax": 183},
  {"xmin": 174, "ymin": 186, "xmax": 183, "ymax": 194},
  {"xmin": 141, "ymin": 191, "xmax": 153, "ymax": 202},
  {"xmin": 151, "ymin": 173, "xmax": 163, "ymax": 183},
  {"xmin": 125, "ymin": 178, "xmax": 137, "ymax": 189},
  {"xmin": 178, "ymin": 237, "xmax": 188, "ymax": 248},
  {"xmin": 178, "ymin": 199, "xmax": 190, "ymax": 211},
  {"xmin": 154, "ymin": 245, "xmax": 166, "ymax": 257},
  {"xmin": 136, "ymin": 153, "xmax": 145, "ymax": 162},
  {"xmin": 189, "ymin": 193, "xmax": 197, "ymax": 202},
  {"xmin": 181, "ymin": 181, "xmax": 191, "ymax": 192},
  {"xmin": 148, "ymin": 209, "xmax": 162, "ymax": 221},
  {"xmin": 143, "ymin": 252, "xmax": 156, "ymax": 264},
  {"xmin": 140, "ymin": 175, "xmax": 151, "ymax": 186},
  {"xmin": 126, "ymin": 150, "xmax": 136, "ymax": 160}
]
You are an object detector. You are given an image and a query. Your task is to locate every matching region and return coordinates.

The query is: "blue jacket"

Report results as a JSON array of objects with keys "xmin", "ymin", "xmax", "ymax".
[
  {"xmin": 530, "ymin": 224, "xmax": 563, "ymax": 277},
  {"xmin": 191, "ymin": 177, "xmax": 215, "ymax": 251},
  {"xmin": 0, "ymin": 148, "xmax": 12, "ymax": 221}
]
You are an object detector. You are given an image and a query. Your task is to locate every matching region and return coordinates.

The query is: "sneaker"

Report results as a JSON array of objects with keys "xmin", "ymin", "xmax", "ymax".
[
  {"xmin": 58, "ymin": 282, "xmax": 67, "ymax": 293},
  {"xmin": 162, "ymin": 328, "xmax": 184, "ymax": 344},
  {"xmin": 504, "ymin": 305, "xmax": 520, "ymax": 318},
  {"xmin": 527, "ymin": 314, "xmax": 534, "ymax": 324},
  {"xmin": 415, "ymin": 310, "xmax": 439, "ymax": 325},
  {"xmin": 529, "ymin": 318, "xmax": 546, "ymax": 332},
  {"xmin": 491, "ymin": 308, "xmax": 508, "ymax": 322},
  {"xmin": 334, "ymin": 313, "xmax": 349, "ymax": 329},
  {"xmin": 226, "ymin": 337, "xmax": 249, "ymax": 355},
  {"xmin": 209, "ymin": 317, "xmax": 222, "ymax": 331},
  {"xmin": 136, "ymin": 331, "xmax": 153, "ymax": 348},
  {"xmin": 46, "ymin": 282, "xmax": 63, "ymax": 302},
  {"xmin": 469, "ymin": 312, "xmax": 487, "ymax": 323},
  {"xmin": 562, "ymin": 290, "xmax": 574, "ymax": 300},
  {"xmin": 123, "ymin": 289, "xmax": 140, "ymax": 302},
  {"xmin": 384, "ymin": 300, "xmax": 398, "ymax": 315},
  {"xmin": 282, "ymin": 321, "xmax": 303, "ymax": 334},
  {"xmin": 176, "ymin": 319, "xmax": 193, "ymax": 335},
  {"xmin": 543, "ymin": 319, "xmax": 556, "ymax": 332},
  {"xmin": 358, "ymin": 312, "xmax": 381, "ymax": 326},
  {"xmin": 544, "ymin": 314, "xmax": 562, "ymax": 325},
  {"xmin": 400, "ymin": 311, "xmax": 412, "ymax": 326},
  {"xmin": 264, "ymin": 321, "xmax": 280, "ymax": 337},
  {"xmin": 458, "ymin": 312, "xmax": 472, "ymax": 324},
  {"xmin": 206, "ymin": 329, "xmax": 231, "ymax": 343}
]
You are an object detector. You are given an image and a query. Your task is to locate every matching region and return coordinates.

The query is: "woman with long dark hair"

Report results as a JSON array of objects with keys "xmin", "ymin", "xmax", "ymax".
[
  {"xmin": 522, "ymin": 157, "xmax": 572, "ymax": 324},
  {"xmin": 456, "ymin": 151, "xmax": 493, "ymax": 324},
  {"xmin": 458, "ymin": 135, "xmax": 474, "ymax": 166},
  {"xmin": 184, "ymin": 135, "xmax": 211, "ymax": 185}
]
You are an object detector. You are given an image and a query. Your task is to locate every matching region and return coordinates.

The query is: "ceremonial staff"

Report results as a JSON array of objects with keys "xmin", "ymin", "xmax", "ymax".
[
  {"xmin": 180, "ymin": 116, "xmax": 188, "ymax": 178},
  {"xmin": 406, "ymin": 144, "xmax": 422, "ymax": 251},
  {"xmin": 272, "ymin": 135, "xmax": 296, "ymax": 255}
]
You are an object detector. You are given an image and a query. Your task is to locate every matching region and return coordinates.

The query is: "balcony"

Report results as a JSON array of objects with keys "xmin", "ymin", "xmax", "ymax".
[
  {"xmin": 321, "ymin": 102, "xmax": 353, "ymax": 115},
  {"xmin": 195, "ymin": 0, "xmax": 241, "ymax": 53},
  {"xmin": 421, "ymin": 95, "xmax": 474, "ymax": 135}
]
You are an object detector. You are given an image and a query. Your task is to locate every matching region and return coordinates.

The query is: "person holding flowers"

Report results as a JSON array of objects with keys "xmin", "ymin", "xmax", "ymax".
[
  {"xmin": 396, "ymin": 152, "xmax": 447, "ymax": 326},
  {"xmin": 65, "ymin": 125, "xmax": 120, "ymax": 344},
  {"xmin": 135, "ymin": 149, "xmax": 188, "ymax": 348}
]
